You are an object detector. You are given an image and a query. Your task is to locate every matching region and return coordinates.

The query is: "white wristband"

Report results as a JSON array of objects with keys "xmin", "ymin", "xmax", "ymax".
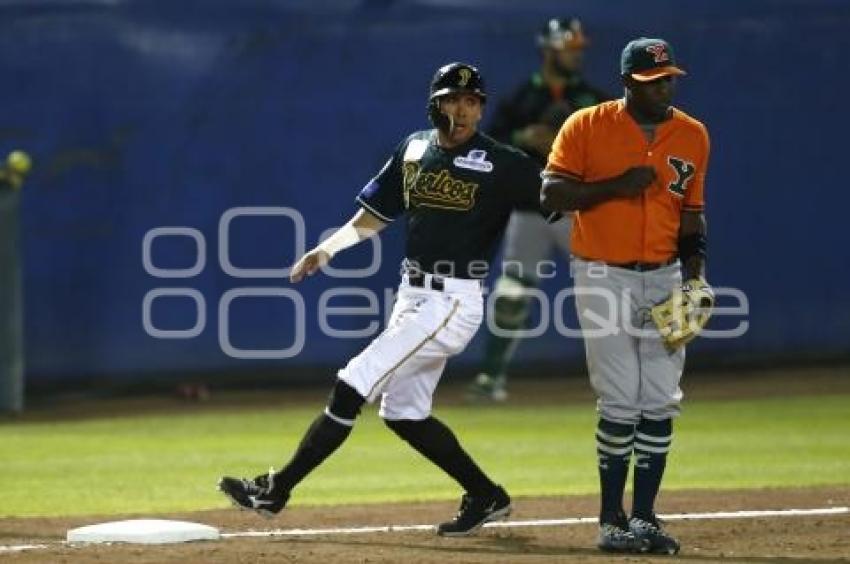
[{"xmin": 317, "ymin": 223, "xmax": 363, "ymax": 258}]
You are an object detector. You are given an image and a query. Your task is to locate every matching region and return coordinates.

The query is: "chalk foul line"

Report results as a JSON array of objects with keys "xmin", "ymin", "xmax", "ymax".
[
  {"xmin": 1, "ymin": 506, "xmax": 846, "ymax": 552},
  {"xmin": 220, "ymin": 506, "xmax": 850, "ymax": 538}
]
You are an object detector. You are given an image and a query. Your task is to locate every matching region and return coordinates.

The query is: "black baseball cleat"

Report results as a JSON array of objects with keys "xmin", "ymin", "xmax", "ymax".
[
  {"xmin": 629, "ymin": 514, "xmax": 681, "ymax": 555},
  {"xmin": 597, "ymin": 514, "xmax": 650, "ymax": 553},
  {"xmin": 437, "ymin": 485, "xmax": 512, "ymax": 537},
  {"xmin": 218, "ymin": 468, "xmax": 289, "ymax": 518}
]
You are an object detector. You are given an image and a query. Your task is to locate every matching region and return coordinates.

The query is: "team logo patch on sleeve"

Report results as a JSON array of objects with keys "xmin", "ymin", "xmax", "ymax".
[
  {"xmin": 453, "ymin": 150, "xmax": 493, "ymax": 173},
  {"xmin": 667, "ymin": 156, "xmax": 696, "ymax": 197}
]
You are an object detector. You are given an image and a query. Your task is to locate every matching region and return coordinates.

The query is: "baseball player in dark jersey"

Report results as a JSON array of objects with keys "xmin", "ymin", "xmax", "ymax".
[
  {"xmin": 469, "ymin": 17, "xmax": 608, "ymax": 401},
  {"xmin": 218, "ymin": 62, "xmax": 554, "ymax": 536}
]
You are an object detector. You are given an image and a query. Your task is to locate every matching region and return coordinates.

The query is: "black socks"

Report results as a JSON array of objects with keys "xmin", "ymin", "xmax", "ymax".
[
  {"xmin": 386, "ymin": 416, "xmax": 497, "ymax": 497},
  {"xmin": 273, "ymin": 380, "xmax": 365, "ymax": 493},
  {"xmin": 271, "ymin": 380, "xmax": 501, "ymax": 501},
  {"xmin": 273, "ymin": 413, "xmax": 353, "ymax": 493}
]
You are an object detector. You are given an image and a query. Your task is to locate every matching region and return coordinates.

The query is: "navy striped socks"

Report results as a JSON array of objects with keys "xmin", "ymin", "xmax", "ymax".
[
  {"xmin": 596, "ymin": 418, "xmax": 635, "ymax": 523},
  {"xmin": 632, "ymin": 417, "xmax": 673, "ymax": 520}
]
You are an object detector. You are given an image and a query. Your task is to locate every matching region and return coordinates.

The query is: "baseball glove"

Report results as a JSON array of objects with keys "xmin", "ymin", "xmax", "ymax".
[{"xmin": 650, "ymin": 277, "xmax": 715, "ymax": 351}]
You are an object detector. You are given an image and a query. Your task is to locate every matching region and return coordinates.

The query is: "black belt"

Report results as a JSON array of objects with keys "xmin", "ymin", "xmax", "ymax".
[
  {"xmin": 609, "ymin": 258, "xmax": 678, "ymax": 272},
  {"xmin": 407, "ymin": 271, "xmax": 445, "ymax": 291}
]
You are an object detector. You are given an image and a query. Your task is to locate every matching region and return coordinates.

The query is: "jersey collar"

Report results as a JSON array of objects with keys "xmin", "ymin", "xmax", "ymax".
[
  {"xmin": 618, "ymin": 98, "xmax": 679, "ymax": 129},
  {"xmin": 431, "ymin": 129, "xmax": 482, "ymax": 154}
]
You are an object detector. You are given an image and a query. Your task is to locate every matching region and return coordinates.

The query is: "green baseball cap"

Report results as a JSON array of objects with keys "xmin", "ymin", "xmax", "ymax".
[{"xmin": 621, "ymin": 37, "xmax": 686, "ymax": 82}]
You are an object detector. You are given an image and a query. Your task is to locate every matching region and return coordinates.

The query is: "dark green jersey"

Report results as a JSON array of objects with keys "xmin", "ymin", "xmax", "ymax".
[
  {"xmin": 488, "ymin": 72, "xmax": 609, "ymax": 166},
  {"xmin": 357, "ymin": 129, "xmax": 547, "ymax": 279}
]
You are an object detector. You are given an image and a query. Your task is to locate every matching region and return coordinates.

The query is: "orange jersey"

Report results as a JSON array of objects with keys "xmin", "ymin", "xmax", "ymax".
[{"xmin": 546, "ymin": 99, "xmax": 710, "ymax": 263}]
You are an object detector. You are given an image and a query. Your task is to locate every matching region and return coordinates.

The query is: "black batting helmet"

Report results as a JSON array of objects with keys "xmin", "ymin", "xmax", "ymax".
[
  {"xmin": 536, "ymin": 17, "xmax": 587, "ymax": 50},
  {"xmin": 427, "ymin": 62, "xmax": 486, "ymax": 130},
  {"xmin": 428, "ymin": 62, "xmax": 487, "ymax": 102}
]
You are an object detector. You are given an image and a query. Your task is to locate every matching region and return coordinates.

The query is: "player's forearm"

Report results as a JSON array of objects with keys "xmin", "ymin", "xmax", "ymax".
[
  {"xmin": 679, "ymin": 212, "xmax": 707, "ymax": 280},
  {"xmin": 317, "ymin": 208, "xmax": 387, "ymax": 258},
  {"xmin": 682, "ymin": 254, "xmax": 705, "ymax": 281},
  {"xmin": 540, "ymin": 174, "xmax": 625, "ymax": 211}
]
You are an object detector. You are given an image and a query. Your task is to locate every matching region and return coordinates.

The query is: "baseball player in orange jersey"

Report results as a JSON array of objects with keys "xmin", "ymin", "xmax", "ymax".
[{"xmin": 542, "ymin": 37, "xmax": 711, "ymax": 554}]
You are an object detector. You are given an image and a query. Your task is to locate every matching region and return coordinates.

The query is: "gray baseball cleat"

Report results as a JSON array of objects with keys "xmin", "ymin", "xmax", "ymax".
[
  {"xmin": 218, "ymin": 468, "xmax": 289, "ymax": 518},
  {"xmin": 597, "ymin": 518, "xmax": 650, "ymax": 553},
  {"xmin": 629, "ymin": 515, "xmax": 681, "ymax": 555}
]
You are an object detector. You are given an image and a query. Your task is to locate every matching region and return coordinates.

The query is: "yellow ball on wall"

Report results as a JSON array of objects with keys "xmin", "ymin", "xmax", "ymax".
[{"xmin": 7, "ymin": 151, "xmax": 32, "ymax": 175}]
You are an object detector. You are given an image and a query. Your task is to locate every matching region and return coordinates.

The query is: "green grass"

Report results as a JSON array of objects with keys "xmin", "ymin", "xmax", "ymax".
[{"xmin": 0, "ymin": 394, "xmax": 848, "ymax": 517}]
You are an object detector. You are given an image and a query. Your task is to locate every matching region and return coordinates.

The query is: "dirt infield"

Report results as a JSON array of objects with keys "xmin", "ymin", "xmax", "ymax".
[
  {"xmin": 2, "ymin": 486, "xmax": 848, "ymax": 563},
  {"xmin": 2, "ymin": 366, "xmax": 849, "ymax": 562}
]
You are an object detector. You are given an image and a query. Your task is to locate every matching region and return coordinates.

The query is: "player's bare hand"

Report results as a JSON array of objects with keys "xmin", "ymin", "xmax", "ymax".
[
  {"xmin": 289, "ymin": 249, "xmax": 331, "ymax": 283},
  {"xmin": 617, "ymin": 166, "xmax": 657, "ymax": 197}
]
